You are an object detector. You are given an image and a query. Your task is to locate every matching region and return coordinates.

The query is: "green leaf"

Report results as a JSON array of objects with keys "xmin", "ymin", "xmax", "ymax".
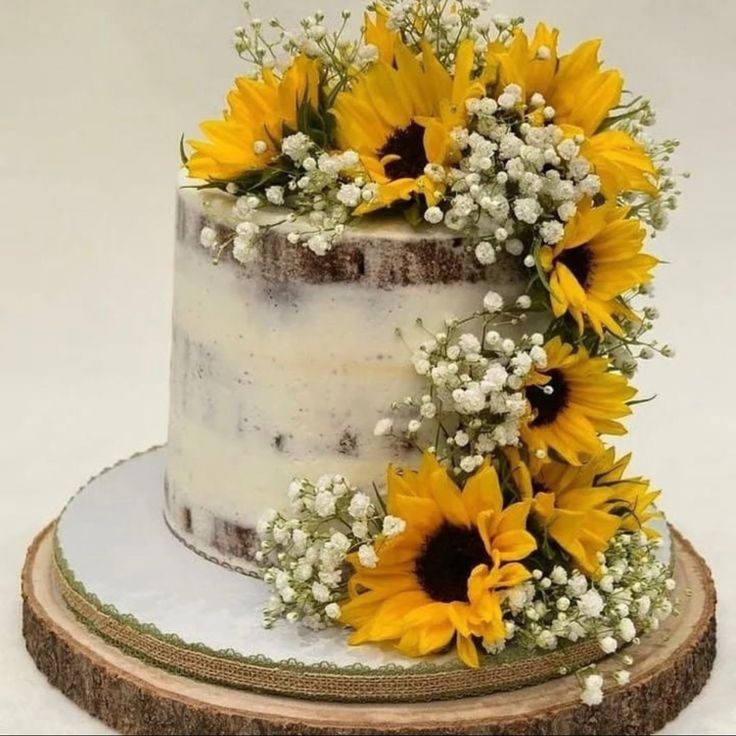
[
  {"xmin": 402, "ymin": 200, "xmax": 424, "ymax": 228},
  {"xmin": 179, "ymin": 134, "xmax": 188, "ymax": 166},
  {"xmin": 232, "ymin": 166, "xmax": 291, "ymax": 194},
  {"xmin": 531, "ymin": 242, "xmax": 551, "ymax": 292},
  {"xmin": 293, "ymin": 90, "xmax": 337, "ymax": 149},
  {"xmin": 627, "ymin": 394, "xmax": 658, "ymax": 407}
]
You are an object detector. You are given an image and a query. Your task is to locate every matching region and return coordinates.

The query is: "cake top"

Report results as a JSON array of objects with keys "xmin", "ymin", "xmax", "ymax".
[
  {"xmin": 183, "ymin": 0, "xmax": 683, "ymax": 699},
  {"xmin": 182, "ymin": 171, "xmax": 465, "ymax": 243}
]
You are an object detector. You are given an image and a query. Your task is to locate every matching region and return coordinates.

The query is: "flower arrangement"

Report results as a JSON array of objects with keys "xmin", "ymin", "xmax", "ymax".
[{"xmin": 187, "ymin": 0, "xmax": 683, "ymax": 705}]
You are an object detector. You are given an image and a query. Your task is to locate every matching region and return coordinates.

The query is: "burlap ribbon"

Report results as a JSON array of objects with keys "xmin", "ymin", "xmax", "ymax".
[{"xmin": 53, "ymin": 553, "xmax": 608, "ymax": 703}]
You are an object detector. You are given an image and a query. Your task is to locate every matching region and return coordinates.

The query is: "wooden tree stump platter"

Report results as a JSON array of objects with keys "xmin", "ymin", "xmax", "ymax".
[{"xmin": 22, "ymin": 518, "xmax": 716, "ymax": 735}]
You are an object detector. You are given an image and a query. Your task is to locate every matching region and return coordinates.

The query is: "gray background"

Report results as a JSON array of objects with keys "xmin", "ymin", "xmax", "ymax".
[{"xmin": 1, "ymin": 0, "xmax": 734, "ymax": 732}]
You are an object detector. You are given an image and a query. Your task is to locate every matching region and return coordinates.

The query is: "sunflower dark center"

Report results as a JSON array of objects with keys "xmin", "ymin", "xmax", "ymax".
[
  {"xmin": 527, "ymin": 368, "xmax": 570, "ymax": 427},
  {"xmin": 415, "ymin": 523, "xmax": 490, "ymax": 603},
  {"xmin": 557, "ymin": 245, "xmax": 594, "ymax": 289},
  {"xmin": 378, "ymin": 121, "xmax": 428, "ymax": 180}
]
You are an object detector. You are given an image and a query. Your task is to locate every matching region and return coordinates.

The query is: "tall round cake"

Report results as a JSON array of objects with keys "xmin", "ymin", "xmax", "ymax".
[{"xmin": 165, "ymin": 185, "xmax": 531, "ymax": 567}]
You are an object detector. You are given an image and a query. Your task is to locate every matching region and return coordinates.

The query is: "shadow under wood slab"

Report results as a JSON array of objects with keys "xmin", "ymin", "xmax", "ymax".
[{"xmin": 22, "ymin": 520, "xmax": 715, "ymax": 736}]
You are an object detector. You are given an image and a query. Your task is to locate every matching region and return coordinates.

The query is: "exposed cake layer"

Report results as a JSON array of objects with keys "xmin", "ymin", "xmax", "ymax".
[{"xmin": 165, "ymin": 187, "xmax": 532, "ymax": 568}]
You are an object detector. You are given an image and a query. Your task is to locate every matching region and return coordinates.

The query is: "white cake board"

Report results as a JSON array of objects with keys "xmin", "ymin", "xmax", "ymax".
[{"xmin": 56, "ymin": 446, "xmax": 428, "ymax": 671}]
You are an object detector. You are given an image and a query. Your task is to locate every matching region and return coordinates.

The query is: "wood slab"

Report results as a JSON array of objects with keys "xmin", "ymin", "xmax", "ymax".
[{"xmin": 22, "ymin": 523, "xmax": 716, "ymax": 735}]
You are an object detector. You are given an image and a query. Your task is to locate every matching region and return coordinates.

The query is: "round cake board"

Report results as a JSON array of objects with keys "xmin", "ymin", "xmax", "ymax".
[{"xmin": 21, "ymin": 450, "xmax": 717, "ymax": 735}]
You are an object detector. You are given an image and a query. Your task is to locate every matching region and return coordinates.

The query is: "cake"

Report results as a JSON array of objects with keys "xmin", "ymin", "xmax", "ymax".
[{"xmin": 165, "ymin": 183, "xmax": 533, "ymax": 567}]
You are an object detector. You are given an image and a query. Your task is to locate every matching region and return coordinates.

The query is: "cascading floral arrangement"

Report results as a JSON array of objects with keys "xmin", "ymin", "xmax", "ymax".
[{"xmin": 187, "ymin": 0, "xmax": 683, "ymax": 706}]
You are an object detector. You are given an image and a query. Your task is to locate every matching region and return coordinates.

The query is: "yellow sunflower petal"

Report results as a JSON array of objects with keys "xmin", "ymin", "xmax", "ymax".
[
  {"xmin": 389, "ymin": 495, "xmax": 444, "ymax": 535},
  {"xmin": 582, "ymin": 130, "xmax": 658, "ymax": 199},
  {"xmin": 548, "ymin": 40, "xmax": 622, "ymax": 136},
  {"xmin": 363, "ymin": 5, "xmax": 397, "ymax": 64},
  {"xmin": 417, "ymin": 620, "xmax": 456, "ymax": 655},
  {"xmin": 456, "ymin": 633, "xmax": 480, "ymax": 668},
  {"xmin": 491, "ymin": 530, "xmax": 538, "ymax": 563},
  {"xmin": 556, "ymin": 262, "xmax": 589, "ymax": 310},
  {"xmin": 428, "ymin": 469, "xmax": 471, "ymax": 527},
  {"xmin": 495, "ymin": 562, "xmax": 534, "ymax": 589},
  {"xmin": 504, "ymin": 447, "xmax": 535, "ymax": 500},
  {"xmin": 446, "ymin": 601, "xmax": 474, "ymax": 638},
  {"xmin": 490, "ymin": 501, "xmax": 537, "ymax": 561},
  {"xmin": 462, "ymin": 461, "xmax": 504, "ymax": 521}
]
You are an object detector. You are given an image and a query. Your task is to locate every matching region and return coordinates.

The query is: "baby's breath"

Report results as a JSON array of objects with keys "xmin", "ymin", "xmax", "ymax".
[
  {"xmin": 258, "ymin": 474, "xmax": 402, "ymax": 628},
  {"xmin": 379, "ymin": 293, "xmax": 544, "ymax": 476},
  {"xmin": 503, "ymin": 531, "xmax": 676, "ymax": 706}
]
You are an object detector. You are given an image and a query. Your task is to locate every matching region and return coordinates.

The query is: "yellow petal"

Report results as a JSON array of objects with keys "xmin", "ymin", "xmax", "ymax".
[
  {"xmin": 422, "ymin": 119, "xmax": 453, "ymax": 164},
  {"xmin": 429, "ymin": 469, "xmax": 471, "ymax": 527},
  {"xmin": 417, "ymin": 621, "xmax": 456, "ymax": 655},
  {"xmin": 390, "ymin": 495, "xmax": 444, "ymax": 535},
  {"xmin": 462, "ymin": 462, "xmax": 503, "ymax": 521},
  {"xmin": 492, "ymin": 529, "xmax": 537, "ymax": 562},
  {"xmin": 495, "ymin": 562, "xmax": 533, "ymax": 589},
  {"xmin": 456, "ymin": 633, "xmax": 480, "ymax": 668}
]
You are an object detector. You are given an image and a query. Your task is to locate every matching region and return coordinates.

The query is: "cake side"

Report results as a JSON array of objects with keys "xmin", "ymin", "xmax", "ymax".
[{"xmin": 165, "ymin": 186, "xmax": 533, "ymax": 566}]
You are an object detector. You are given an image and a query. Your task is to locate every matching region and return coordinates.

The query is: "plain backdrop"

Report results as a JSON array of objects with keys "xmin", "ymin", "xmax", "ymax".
[{"xmin": 1, "ymin": 0, "xmax": 735, "ymax": 733}]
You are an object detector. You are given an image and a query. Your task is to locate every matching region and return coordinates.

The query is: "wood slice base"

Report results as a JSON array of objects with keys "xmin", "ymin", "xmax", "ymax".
[{"xmin": 22, "ymin": 521, "xmax": 716, "ymax": 735}]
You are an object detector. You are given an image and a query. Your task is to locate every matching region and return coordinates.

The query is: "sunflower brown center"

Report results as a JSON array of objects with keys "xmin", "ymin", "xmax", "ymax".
[
  {"xmin": 527, "ymin": 368, "xmax": 570, "ymax": 426},
  {"xmin": 557, "ymin": 245, "xmax": 594, "ymax": 288},
  {"xmin": 378, "ymin": 121, "xmax": 428, "ymax": 180},
  {"xmin": 415, "ymin": 523, "xmax": 490, "ymax": 603}
]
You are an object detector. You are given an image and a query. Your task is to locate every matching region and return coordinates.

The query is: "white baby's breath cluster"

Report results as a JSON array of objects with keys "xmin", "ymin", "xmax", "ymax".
[
  {"xmin": 612, "ymin": 94, "xmax": 686, "ymax": 235},
  {"xmin": 234, "ymin": 5, "xmax": 362, "ymax": 84},
  {"xmin": 257, "ymin": 474, "xmax": 404, "ymax": 628},
  {"xmin": 261, "ymin": 140, "xmax": 365, "ymax": 256},
  {"xmin": 382, "ymin": 0, "xmax": 522, "ymax": 60},
  {"xmin": 428, "ymin": 90, "xmax": 601, "ymax": 259},
  {"xmin": 235, "ymin": 3, "xmax": 433, "ymax": 91},
  {"xmin": 602, "ymin": 295, "xmax": 676, "ymax": 378},
  {"xmin": 197, "ymin": 141, "xmax": 368, "ymax": 260},
  {"xmin": 500, "ymin": 531, "xmax": 676, "ymax": 706},
  {"xmin": 376, "ymin": 291, "xmax": 546, "ymax": 475}
]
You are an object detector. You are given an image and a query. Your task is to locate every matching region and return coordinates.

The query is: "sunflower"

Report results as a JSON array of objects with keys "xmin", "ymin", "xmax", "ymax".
[
  {"xmin": 487, "ymin": 25, "xmax": 657, "ymax": 200},
  {"xmin": 186, "ymin": 56, "xmax": 320, "ymax": 182},
  {"xmin": 540, "ymin": 201, "xmax": 658, "ymax": 336},
  {"xmin": 332, "ymin": 38, "xmax": 485, "ymax": 214},
  {"xmin": 521, "ymin": 337, "xmax": 636, "ymax": 467},
  {"xmin": 341, "ymin": 453, "xmax": 536, "ymax": 667},
  {"xmin": 506, "ymin": 447, "xmax": 639, "ymax": 576}
]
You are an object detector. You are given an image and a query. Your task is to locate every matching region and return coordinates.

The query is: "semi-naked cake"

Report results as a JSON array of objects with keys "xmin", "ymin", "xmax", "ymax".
[{"xmin": 165, "ymin": 183, "xmax": 531, "ymax": 567}]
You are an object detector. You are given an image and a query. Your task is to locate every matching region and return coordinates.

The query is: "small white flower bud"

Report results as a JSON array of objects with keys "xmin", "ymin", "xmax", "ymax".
[
  {"xmin": 373, "ymin": 418, "xmax": 393, "ymax": 436},
  {"xmin": 325, "ymin": 602, "xmax": 341, "ymax": 620},
  {"xmin": 199, "ymin": 226, "xmax": 217, "ymax": 249},
  {"xmin": 424, "ymin": 206, "xmax": 444, "ymax": 224},
  {"xmin": 407, "ymin": 419, "xmax": 422, "ymax": 434}
]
